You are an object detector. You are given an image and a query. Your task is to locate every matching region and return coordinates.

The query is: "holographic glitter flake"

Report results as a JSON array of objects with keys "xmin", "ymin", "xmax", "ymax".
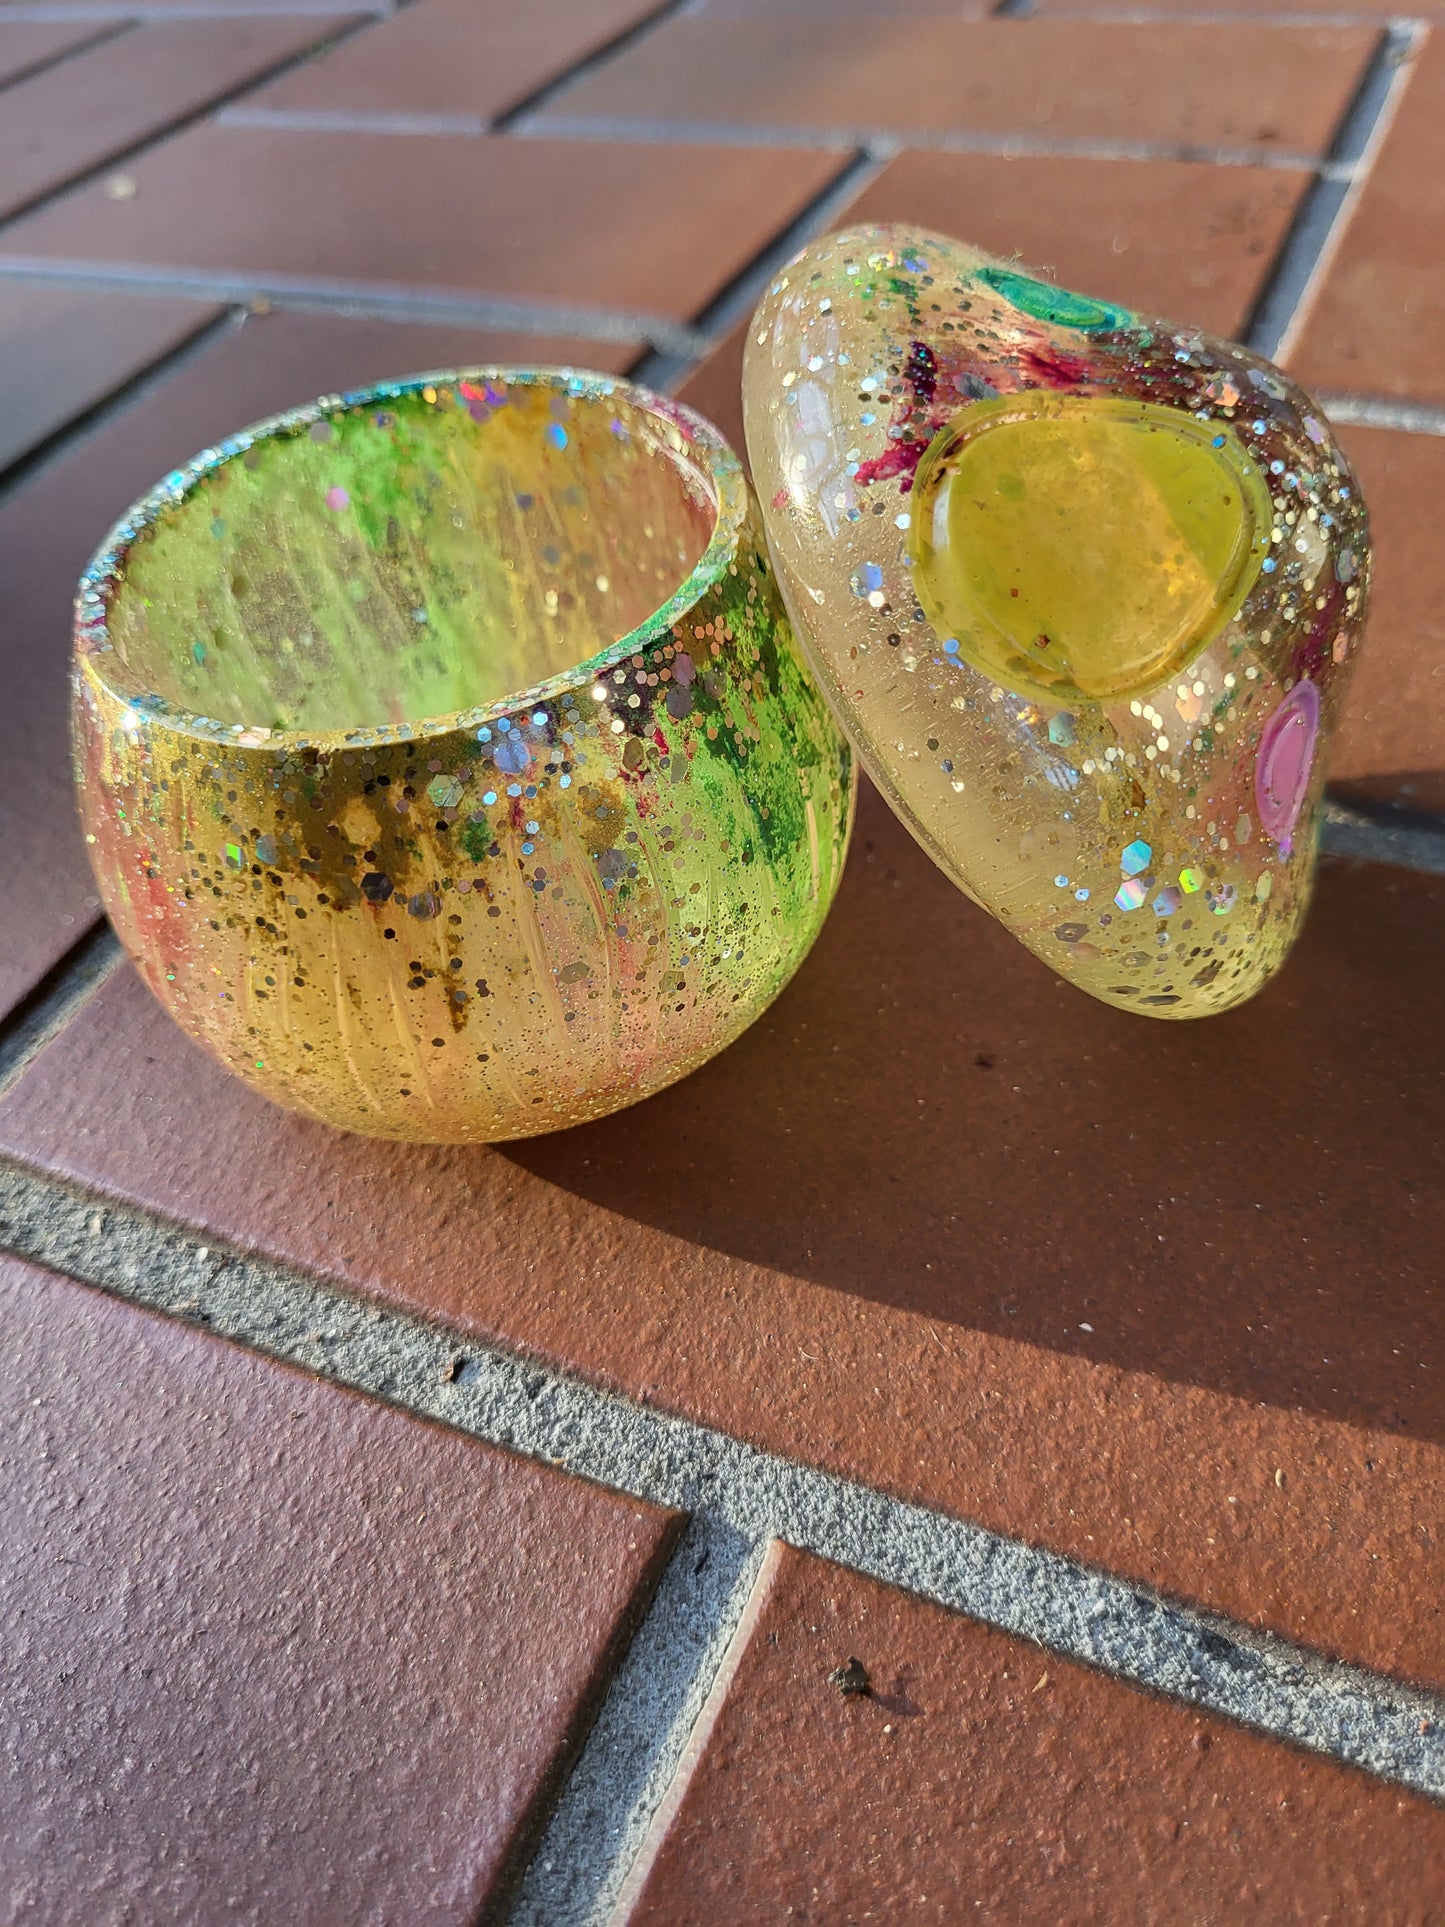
[{"xmin": 1120, "ymin": 840, "xmax": 1152, "ymax": 877}]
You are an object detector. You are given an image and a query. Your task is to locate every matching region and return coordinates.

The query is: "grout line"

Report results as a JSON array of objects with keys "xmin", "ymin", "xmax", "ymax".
[
  {"xmin": 625, "ymin": 345, "xmax": 696, "ymax": 395},
  {"xmin": 508, "ymin": 111, "xmax": 1324, "ymax": 174},
  {"xmin": 0, "ymin": 259, "xmax": 702, "ymax": 354},
  {"xmin": 685, "ymin": 148, "xmax": 887, "ymax": 349},
  {"xmin": 507, "ymin": 1520, "xmax": 766, "ymax": 1926},
  {"xmin": 219, "ymin": 102, "xmax": 487, "ymax": 135},
  {"xmin": 1268, "ymin": 20, "xmax": 1427, "ymax": 363},
  {"xmin": 490, "ymin": 0, "xmax": 693, "ymax": 134},
  {"xmin": 1320, "ymin": 390, "xmax": 1445, "ymax": 435},
  {"xmin": 0, "ymin": 1152, "xmax": 1442, "ymax": 1848},
  {"xmin": 0, "ymin": 7, "xmax": 383, "ymax": 236},
  {"xmin": 0, "ymin": 928, "xmax": 121, "ymax": 1101},
  {"xmin": 1321, "ymin": 801, "xmax": 1445, "ymax": 873},
  {"xmin": 0, "ymin": 303, "xmax": 242, "ymax": 507},
  {"xmin": 0, "ymin": 14, "xmax": 134, "ymax": 98}
]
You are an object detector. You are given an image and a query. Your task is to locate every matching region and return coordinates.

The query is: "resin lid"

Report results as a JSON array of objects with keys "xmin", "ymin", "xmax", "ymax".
[{"xmin": 743, "ymin": 223, "xmax": 1369, "ymax": 1020}]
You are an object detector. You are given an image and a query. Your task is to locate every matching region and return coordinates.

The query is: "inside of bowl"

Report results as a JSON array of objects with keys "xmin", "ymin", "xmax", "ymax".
[{"xmin": 101, "ymin": 375, "xmax": 719, "ymax": 735}]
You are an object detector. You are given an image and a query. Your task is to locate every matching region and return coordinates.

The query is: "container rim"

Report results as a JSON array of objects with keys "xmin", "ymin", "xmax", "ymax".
[{"xmin": 73, "ymin": 364, "xmax": 750, "ymax": 753}]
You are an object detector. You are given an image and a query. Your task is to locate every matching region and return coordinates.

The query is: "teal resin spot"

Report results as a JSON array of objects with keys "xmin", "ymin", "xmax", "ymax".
[{"xmin": 978, "ymin": 265, "xmax": 1130, "ymax": 333}]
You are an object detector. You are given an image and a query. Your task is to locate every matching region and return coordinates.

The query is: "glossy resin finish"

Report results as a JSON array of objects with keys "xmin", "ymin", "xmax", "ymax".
[
  {"xmin": 74, "ymin": 370, "xmax": 853, "ymax": 1141},
  {"xmin": 745, "ymin": 225, "xmax": 1369, "ymax": 1018}
]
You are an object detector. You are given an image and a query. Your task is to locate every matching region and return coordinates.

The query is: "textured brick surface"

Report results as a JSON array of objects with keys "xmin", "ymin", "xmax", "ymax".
[
  {"xmin": 0, "ymin": 309, "xmax": 642, "ymax": 1020},
  {"xmin": 695, "ymin": 0, "xmax": 990, "ymax": 13},
  {"xmin": 1331, "ymin": 426, "xmax": 1445, "ymax": 815},
  {"xmin": 622, "ymin": 1543, "xmax": 1445, "ymax": 1924},
  {"xmin": 539, "ymin": 16, "xmax": 1377, "ymax": 156},
  {"xmin": 1038, "ymin": 0, "xmax": 1445, "ymax": 12},
  {"xmin": 0, "ymin": 1255, "xmax": 679, "ymax": 1923},
  {"xmin": 0, "ymin": 283, "xmax": 218, "ymax": 476},
  {"xmin": 1290, "ymin": 34, "xmax": 1445, "ymax": 403},
  {"xmin": 3, "ymin": 808, "xmax": 1441, "ymax": 1689},
  {"xmin": 0, "ymin": 16, "xmax": 364, "ymax": 223},
  {"xmin": 245, "ymin": 0, "xmax": 668, "ymax": 123},
  {"xmin": 0, "ymin": 17, "xmax": 119, "ymax": 88},
  {"xmin": 846, "ymin": 148, "xmax": 1310, "ymax": 337},
  {"xmin": 0, "ymin": 124, "xmax": 844, "ymax": 322}
]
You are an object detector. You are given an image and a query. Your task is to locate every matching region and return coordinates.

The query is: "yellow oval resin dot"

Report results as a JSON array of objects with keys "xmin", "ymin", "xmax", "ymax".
[{"xmin": 910, "ymin": 395, "xmax": 1272, "ymax": 706}]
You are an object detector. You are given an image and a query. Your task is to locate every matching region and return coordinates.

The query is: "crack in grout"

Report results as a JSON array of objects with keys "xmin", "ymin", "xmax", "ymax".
[{"xmin": 0, "ymin": 1147, "xmax": 1442, "ymax": 1923}]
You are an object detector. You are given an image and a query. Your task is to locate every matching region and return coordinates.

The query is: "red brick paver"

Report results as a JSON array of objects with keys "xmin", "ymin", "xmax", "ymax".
[
  {"xmin": 1331, "ymin": 426, "xmax": 1445, "ymax": 814},
  {"xmin": 848, "ymin": 149, "xmax": 1311, "ymax": 341},
  {"xmin": 622, "ymin": 1542, "xmax": 1445, "ymax": 1924},
  {"xmin": 1290, "ymin": 34, "xmax": 1445, "ymax": 403},
  {"xmin": 0, "ymin": 125, "xmax": 844, "ymax": 322},
  {"xmin": 537, "ymin": 16, "xmax": 1379, "ymax": 157},
  {"xmin": 0, "ymin": 309, "xmax": 641, "ymax": 1020},
  {"xmin": 0, "ymin": 1255, "xmax": 678, "ymax": 1923},
  {"xmin": 0, "ymin": 16, "xmax": 366, "ymax": 224},
  {"xmin": 4, "ymin": 811, "xmax": 1441, "ymax": 1691},
  {"xmin": 244, "ymin": 0, "xmax": 669, "ymax": 125},
  {"xmin": 0, "ymin": 282, "xmax": 218, "ymax": 475}
]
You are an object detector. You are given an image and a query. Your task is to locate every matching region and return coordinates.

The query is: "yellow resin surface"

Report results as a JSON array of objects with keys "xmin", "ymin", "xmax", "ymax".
[{"xmin": 911, "ymin": 395, "xmax": 1272, "ymax": 705}]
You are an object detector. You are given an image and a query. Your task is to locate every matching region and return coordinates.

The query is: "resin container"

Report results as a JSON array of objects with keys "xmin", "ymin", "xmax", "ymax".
[
  {"xmin": 73, "ymin": 370, "xmax": 854, "ymax": 1141},
  {"xmin": 745, "ymin": 224, "xmax": 1370, "ymax": 1018}
]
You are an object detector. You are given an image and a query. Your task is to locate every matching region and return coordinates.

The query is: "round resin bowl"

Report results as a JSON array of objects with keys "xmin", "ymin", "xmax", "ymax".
[{"xmin": 72, "ymin": 370, "xmax": 854, "ymax": 1142}]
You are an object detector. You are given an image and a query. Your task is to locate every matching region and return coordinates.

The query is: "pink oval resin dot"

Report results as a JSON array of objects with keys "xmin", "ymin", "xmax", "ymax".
[
  {"xmin": 1254, "ymin": 679, "xmax": 1320, "ymax": 842},
  {"xmin": 325, "ymin": 485, "xmax": 350, "ymax": 511}
]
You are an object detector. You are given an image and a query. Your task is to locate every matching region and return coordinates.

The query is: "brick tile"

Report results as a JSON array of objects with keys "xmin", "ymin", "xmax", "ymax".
[
  {"xmin": 0, "ymin": 283, "xmax": 219, "ymax": 476},
  {"xmin": 0, "ymin": 16, "xmax": 119, "ymax": 88},
  {"xmin": 696, "ymin": 0, "xmax": 988, "ymax": 11},
  {"xmin": 0, "ymin": 125, "xmax": 844, "ymax": 322},
  {"xmin": 0, "ymin": 16, "xmax": 367, "ymax": 224},
  {"xmin": 0, "ymin": 1255, "xmax": 677, "ymax": 1922},
  {"xmin": 1330, "ymin": 426, "xmax": 1445, "ymax": 814},
  {"xmin": 245, "ymin": 0, "xmax": 671, "ymax": 124},
  {"xmin": 846, "ymin": 147, "xmax": 1310, "ymax": 337},
  {"xmin": 4, "ymin": 803, "xmax": 1442, "ymax": 1688},
  {"xmin": 536, "ymin": 16, "xmax": 1377, "ymax": 157},
  {"xmin": 1289, "ymin": 36, "xmax": 1445, "ymax": 404},
  {"xmin": 622, "ymin": 1543, "xmax": 1445, "ymax": 1924},
  {"xmin": 0, "ymin": 307, "xmax": 642, "ymax": 1020},
  {"xmin": 1038, "ymin": 0, "xmax": 1445, "ymax": 13}
]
